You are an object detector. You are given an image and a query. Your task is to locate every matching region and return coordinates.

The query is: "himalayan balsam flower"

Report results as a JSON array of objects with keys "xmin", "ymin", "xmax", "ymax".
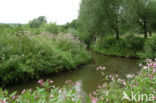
[
  {"xmin": 92, "ymin": 97, "xmax": 98, "ymax": 103},
  {"xmin": 21, "ymin": 89, "xmax": 26, "ymax": 94},
  {"xmin": 126, "ymin": 74, "xmax": 134, "ymax": 79},
  {"xmin": 38, "ymin": 79, "xmax": 43, "ymax": 85},
  {"xmin": 96, "ymin": 66, "xmax": 106, "ymax": 71},
  {"xmin": 50, "ymin": 95, "xmax": 53, "ymax": 98}
]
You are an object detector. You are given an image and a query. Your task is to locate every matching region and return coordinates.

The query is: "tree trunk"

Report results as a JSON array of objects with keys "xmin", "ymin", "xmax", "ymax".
[
  {"xmin": 149, "ymin": 29, "xmax": 152, "ymax": 37},
  {"xmin": 112, "ymin": 25, "xmax": 119, "ymax": 39},
  {"xmin": 115, "ymin": 28, "xmax": 119, "ymax": 39},
  {"xmin": 143, "ymin": 20, "xmax": 147, "ymax": 39}
]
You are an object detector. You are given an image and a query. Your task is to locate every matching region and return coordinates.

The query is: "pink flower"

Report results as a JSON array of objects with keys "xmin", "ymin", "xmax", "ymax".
[
  {"xmin": 96, "ymin": 66, "xmax": 106, "ymax": 71},
  {"xmin": 106, "ymin": 91, "xmax": 109, "ymax": 96},
  {"xmin": 150, "ymin": 75, "xmax": 154, "ymax": 79},
  {"xmin": 126, "ymin": 74, "xmax": 134, "ymax": 79},
  {"xmin": 92, "ymin": 97, "xmax": 98, "ymax": 103},
  {"xmin": 92, "ymin": 92, "xmax": 96, "ymax": 95},
  {"xmin": 115, "ymin": 74, "xmax": 119, "ymax": 78},
  {"xmin": 47, "ymin": 79, "xmax": 53, "ymax": 83},
  {"xmin": 12, "ymin": 95, "xmax": 18, "ymax": 100},
  {"xmin": 50, "ymin": 95, "xmax": 53, "ymax": 98},
  {"xmin": 38, "ymin": 79, "xmax": 43, "ymax": 85},
  {"xmin": 21, "ymin": 89, "xmax": 26, "ymax": 94},
  {"xmin": 0, "ymin": 99, "xmax": 6, "ymax": 103},
  {"xmin": 123, "ymin": 82, "xmax": 127, "ymax": 86}
]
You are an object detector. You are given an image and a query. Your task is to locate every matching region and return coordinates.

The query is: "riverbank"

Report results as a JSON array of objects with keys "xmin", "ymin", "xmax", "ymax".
[
  {"xmin": 90, "ymin": 35, "xmax": 156, "ymax": 59},
  {"xmin": 6, "ymin": 52, "xmax": 138, "ymax": 95},
  {"xmin": 0, "ymin": 33, "xmax": 91, "ymax": 86},
  {"xmin": 0, "ymin": 59, "xmax": 155, "ymax": 102}
]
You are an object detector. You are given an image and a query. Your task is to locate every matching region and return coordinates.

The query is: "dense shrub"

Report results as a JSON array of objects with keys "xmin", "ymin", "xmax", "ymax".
[
  {"xmin": 138, "ymin": 38, "xmax": 156, "ymax": 59},
  {"xmin": 124, "ymin": 35, "xmax": 145, "ymax": 52},
  {"xmin": 91, "ymin": 36, "xmax": 145, "ymax": 58},
  {"xmin": 43, "ymin": 23, "xmax": 59, "ymax": 35},
  {"xmin": 0, "ymin": 33, "xmax": 90, "ymax": 85}
]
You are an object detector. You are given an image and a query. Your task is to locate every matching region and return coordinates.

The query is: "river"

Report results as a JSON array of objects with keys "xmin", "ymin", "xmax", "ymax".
[{"xmin": 7, "ymin": 52, "xmax": 139, "ymax": 94}]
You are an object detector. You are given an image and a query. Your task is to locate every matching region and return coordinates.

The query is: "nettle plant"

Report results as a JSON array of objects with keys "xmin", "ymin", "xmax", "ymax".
[{"xmin": 0, "ymin": 59, "xmax": 156, "ymax": 103}]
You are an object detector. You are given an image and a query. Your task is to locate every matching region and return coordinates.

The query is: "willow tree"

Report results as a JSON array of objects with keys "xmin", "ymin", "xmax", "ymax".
[
  {"xmin": 127, "ymin": 0, "xmax": 151, "ymax": 38},
  {"xmin": 78, "ymin": 0, "xmax": 126, "ymax": 40}
]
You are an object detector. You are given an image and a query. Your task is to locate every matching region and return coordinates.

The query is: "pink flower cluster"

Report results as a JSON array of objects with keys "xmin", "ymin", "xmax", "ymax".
[
  {"xmin": 97, "ymin": 66, "xmax": 106, "ymax": 71},
  {"xmin": 38, "ymin": 79, "xmax": 44, "ymax": 86},
  {"xmin": 0, "ymin": 99, "xmax": 6, "ymax": 103}
]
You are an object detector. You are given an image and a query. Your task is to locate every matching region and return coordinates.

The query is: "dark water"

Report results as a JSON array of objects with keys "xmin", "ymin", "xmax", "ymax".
[{"xmin": 7, "ymin": 52, "xmax": 139, "ymax": 94}]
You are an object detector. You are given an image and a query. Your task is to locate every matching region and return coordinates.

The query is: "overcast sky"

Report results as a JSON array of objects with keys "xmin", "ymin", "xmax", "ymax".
[{"xmin": 0, "ymin": 0, "xmax": 81, "ymax": 24}]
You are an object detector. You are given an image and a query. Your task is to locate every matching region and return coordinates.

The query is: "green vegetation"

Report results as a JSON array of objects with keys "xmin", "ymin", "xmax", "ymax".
[
  {"xmin": 90, "ymin": 36, "xmax": 145, "ymax": 58},
  {"xmin": 0, "ymin": 59, "xmax": 155, "ymax": 103},
  {"xmin": 0, "ymin": 30, "xmax": 90, "ymax": 85},
  {"xmin": 0, "ymin": 0, "xmax": 156, "ymax": 102}
]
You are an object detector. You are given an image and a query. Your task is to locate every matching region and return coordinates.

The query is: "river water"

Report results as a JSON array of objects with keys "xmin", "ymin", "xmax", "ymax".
[{"xmin": 7, "ymin": 52, "xmax": 139, "ymax": 94}]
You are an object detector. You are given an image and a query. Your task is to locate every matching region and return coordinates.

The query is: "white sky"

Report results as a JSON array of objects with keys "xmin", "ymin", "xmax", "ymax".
[{"xmin": 0, "ymin": 0, "xmax": 81, "ymax": 24}]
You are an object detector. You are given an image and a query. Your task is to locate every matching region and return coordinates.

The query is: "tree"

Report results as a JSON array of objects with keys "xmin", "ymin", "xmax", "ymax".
[
  {"xmin": 29, "ymin": 16, "xmax": 47, "ymax": 28},
  {"xmin": 127, "ymin": 0, "xmax": 151, "ymax": 38},
  {"xmin": 78, "ymin": 0, "xmax": 125, "ymax": 40}
]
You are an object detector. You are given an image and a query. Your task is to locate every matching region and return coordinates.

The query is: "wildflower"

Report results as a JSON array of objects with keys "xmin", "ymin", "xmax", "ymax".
[
  {"xmin": 65, "ymin": 80, "xmax": 72, "ymax": 84},
  {"xmin": 123, "ymin": 82, "xmax": 127, "ymax": 86},
  {"xmin": 47, "ymin": 79, "xmax": 53, "ymax": 83},
  {"xmin": 92, "ymin": 92, "xmax": 96, "ymax": 95},
  {"xmin": 139, "ymin": 63, "xmax": 143, "ymax": 67},
  {"xmin": 50, "ymin": 95, "xmax": 53, "ymax": 98},
  {"xmin": 115, "ymin": 74, "xmax": 119, "ymax": 78},
  {"xmin": 106, "ymin": 91, "xmax": 109, "ymax": 96},
  {"xmin": 92, "ymin": 97, "xmax": 98, "ymax": 103},
  {"xmin": 72, "ymin": 98, "xmax": 74, "ymax": 101},
  {"xmin": 21, "ymin": 89, "xmax": 26, "ymax": 94},
  {"xmin": 96, "ymin": 66, "xmax": 106, "ymax": 71},
  {"xmin": 111, "ymin": 77, "xmax": 114, "ymax": 81},
  {"xmin": 0, "ymin": 99, "xmax": 6, "ymax": 103},
  {"xmin": 58, "ymin": 90, "xmax": 62, "ymax": 94},
  {"xmin": 3, "ymin": 99, "xmax": 6, "ymax": 103},
  {"xmin": 38, "ymin": 79, "xmax": 44, "ymax": 85},
  {"xmin": 126, "ymin": 74, "xmax": 134, "ymax": 79},
  {"xmin": 143, "ymin": 66, "xmax": 148, "ymax": 69},
  {"xmin": 12, "ymin": 95, "xmax": 18, "ymax": 100},
  {"xmin": 150, "ymin": 75, "xmax": 154, "ymax": 79}
]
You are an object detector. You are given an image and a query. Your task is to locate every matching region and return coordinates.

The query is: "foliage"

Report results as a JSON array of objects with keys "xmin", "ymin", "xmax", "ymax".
[
  {"xmin": 0, "ymin": 59, "xmax": 155, "ymax": 103},
  {"xmin": 29, "ymin": 16, "xmax": 47, "ymax": 28},
  {"xmin": 43, "ymin": 23, "xmax": 59, "ymax": 34},
  {"xmin": 0, "ymin": 33, "xmax": 90, "ymax": 85},
  {"xmin": 138, "ymin": 37, "xmax": 156, "ymax": 59},
  {"xmin": 91, "ymin": 36, "xmax": 145, "ymax": 58}
]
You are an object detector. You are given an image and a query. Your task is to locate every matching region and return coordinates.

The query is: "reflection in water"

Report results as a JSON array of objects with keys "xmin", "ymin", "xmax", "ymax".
[{"xmin": 7, "ymin": 52, "xmax": 139, "ymax": 95}]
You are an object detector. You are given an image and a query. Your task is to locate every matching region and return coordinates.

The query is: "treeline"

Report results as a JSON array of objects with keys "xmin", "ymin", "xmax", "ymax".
[{"xmin": 77, "ymin": 0, "xmax": 156, "ymax": 41}]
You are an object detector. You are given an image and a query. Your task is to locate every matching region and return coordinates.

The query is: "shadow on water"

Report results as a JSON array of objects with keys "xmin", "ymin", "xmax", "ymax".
[{"xmin": 7, "ymin": 52, "xmax": 139, "ymax": 94}]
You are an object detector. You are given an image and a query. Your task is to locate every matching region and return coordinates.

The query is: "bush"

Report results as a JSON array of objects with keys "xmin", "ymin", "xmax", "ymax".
[
  {"xmin": 0, "ymin": 33, "xmax": 90, "ymax": 85},
  {"xmin": 124, "ymin": 35, "xmax": 145, "ymax": 52},
  {"xmin": 138, "ymin": 38, "xmax": 156, "ymax": 59},
  {"xmin": 91, "ymin": 36, "xmax": 145, "ymax": 58},
  {"xmin": 43, "ymin": 23, "xmax": 59, "ymax": 34}
]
